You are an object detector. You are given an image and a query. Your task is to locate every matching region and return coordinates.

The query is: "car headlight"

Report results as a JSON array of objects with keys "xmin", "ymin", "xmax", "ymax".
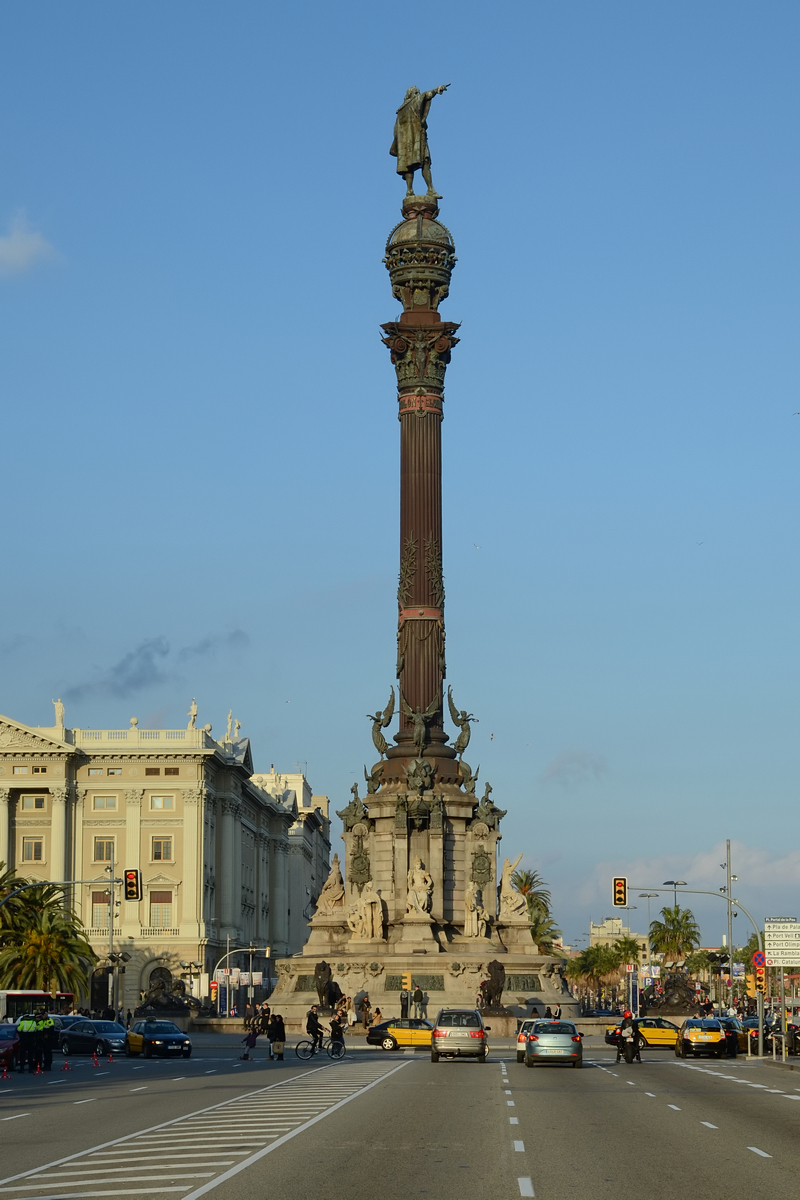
[{"xmin": 152, "ymin": 1040, "xmax": 163, "ymax": 1044}]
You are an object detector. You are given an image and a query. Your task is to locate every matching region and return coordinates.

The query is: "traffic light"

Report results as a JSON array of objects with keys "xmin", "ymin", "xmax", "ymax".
[
  {"xmin": 612, "ymin": 877, "xmax": 628, "ymax": 907},
  {"xmin": 124, "ymin": 869, "xmax": 142, "ymax": 901},
  {"xmin": 746, "ymin": 974, "xmax": 756, "ymax": 998},
  {"xmin": 401, "ymin": 972, "xmax": 412, "ymax": 991},
  {"xmin": 755, "ymin": 965, "xmax": 766, "ymax": 994}
]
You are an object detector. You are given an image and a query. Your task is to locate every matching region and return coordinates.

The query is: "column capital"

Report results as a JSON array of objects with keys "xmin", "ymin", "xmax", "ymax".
[
  {"xmin": 124, "ymin": 788, "xmax": 144, "ymax": 807},
  {"xmin": 50, "ymin": 786, "xmax": 69, "ymax": 805}
]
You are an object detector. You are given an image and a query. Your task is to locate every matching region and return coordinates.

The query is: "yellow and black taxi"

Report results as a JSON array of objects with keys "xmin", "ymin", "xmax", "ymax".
[
  {"xmin": 675, "ymin": 1018, "xmax": 726, "ymax": 1059},
  {"xmin": 366, "ymin": 1017, "xmax": 434, "ymax": 1051},
  {"xmin": 126, "ymin": 1019, "xmax": 192, "ymax": 1058},
  {"xmin": 605, "ymin": 1016, "xmax": 680, "ymax": 1050}
]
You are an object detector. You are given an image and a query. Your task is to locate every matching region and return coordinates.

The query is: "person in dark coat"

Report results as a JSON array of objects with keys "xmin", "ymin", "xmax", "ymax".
[
  {"xmin": 306, "ymin": 1005, "xmax": 324, "ymax": 1053},
  {"xmin": 399, "ymin": 988, "xmax": 410, "ymax": 1019},
  {"xmin": 271, "ymin": 1014, "xmax": 286, "ymax": 1060}
]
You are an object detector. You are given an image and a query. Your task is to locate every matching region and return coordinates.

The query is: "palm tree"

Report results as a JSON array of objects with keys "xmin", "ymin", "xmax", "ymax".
[
  {"xmin": 0, "ymin": 905, "xmax": 96, "ymax": 995},
  {"xmin": 613, "ymin": 935, "xmax": 641, "ymax": 965},
  {"xmin": 574, "ymin": 944, "xmax": 621, "ymax": 1000},
  {"xmin": 510, "ymin": 868, "xmax": 552, "ymax": 917},
  {"xmin": 529, "ymin": 912, "xmax": 562, "ymax": 954},
  {"xmin": 649, "ymin": 904, "xmax": 700, "ymax": 959}
]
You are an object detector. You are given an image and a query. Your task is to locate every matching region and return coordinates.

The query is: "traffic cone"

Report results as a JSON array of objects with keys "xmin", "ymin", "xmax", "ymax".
[
  {"xmin": 107, "ymin": 1052, "xmax": 114, "ymax": 1063},
  {"xmin": 1, "ymin": 1061, "xmax": 9, "ymax": 1080},
  {"xmin": 61, "ymin": 1058, "xmax": 72, "ymax": 1072},
  {"xmin": 34, "ymin": 1063, "xmax": 43, "ymax": 1076},
  {"xmin": 91, "ymin": 1053, "xmax": 99, "ymax": 1067}
]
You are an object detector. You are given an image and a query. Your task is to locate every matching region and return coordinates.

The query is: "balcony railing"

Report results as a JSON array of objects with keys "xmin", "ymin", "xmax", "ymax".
[
  {"xmin": 70, "ymin": 727, "xmax": 216, "ymax": 749},
  {"xmin": 139, "ymin": 927, "xmax": 181, "ymax": 936}
]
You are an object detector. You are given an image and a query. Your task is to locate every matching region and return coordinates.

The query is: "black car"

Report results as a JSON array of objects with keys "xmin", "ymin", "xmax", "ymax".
[
  {"xmin": 60, "ymin": 1019, "xmax": 128, "ymax": 1057},
  {"xmin": 126, "ymin": 1019, "xmax": 192, "ymax": 1058}
]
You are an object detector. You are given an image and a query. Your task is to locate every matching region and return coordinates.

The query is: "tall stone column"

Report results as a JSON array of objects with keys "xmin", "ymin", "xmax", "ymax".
[
  {"xmin": 121, "ymin": 789, "xmax": 143, "ymax": 936},
  {"xmin": 0, "ymin": 786, "xmax": 10, "ymax": 868},
  {"xmin": 382, "ymin": 195, "xmax": 459, "ymax": 778},
  {"xmin": 219, "ymin": 798, "xmax": 238, "ymax": 938},
  {"xmin": 255, "ymin": 831, "xmax": 269, "ymax": 943},
  {"xmin": 269, "ymin": 838, "xmax": 289, "ymax": 953},
  {"xmin": 73, "ymin": 789, "xmax": 86, "ymax": 926},
  {"xmin": 182, "ymin": 788, "xmax": 202, "ymax": 940},
  {"xmin": 232, "ymin": 805, "xmax": 243, "ymax": 941},
  {"xmin": 49, "ymin": 786, "xmax": 68, "ymax": 882}
]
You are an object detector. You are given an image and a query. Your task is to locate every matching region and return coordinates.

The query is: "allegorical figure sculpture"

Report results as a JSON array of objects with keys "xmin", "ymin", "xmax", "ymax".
[
  {"xmin": 367, "ymin": 687, "xmax": 395, "ymax": 759},
  {"xmin": 347, "ymin": 880, "xmax": 384, "ymax": 941},
  {"xmin": 448, "ymin": 687, "xmax": 478, "ymax": 758},
  {"xmin": 406, "ymin": 857, "xmax": 433, "ymax": 916},
  {"xmin": 316, "ymin": 853, "xmax": 345, "ymax": 912},
  {"xmin": 470, "ymin": 783, "xmax": 507, "ymax": 832},
  {"xmin": 390, "ymin": 84, "xmax": 449, "ymax": 197},
  {"xmin": 499, "ymin": 853, "xmax": 528, "ymax": 919},
  {"xmin": 401, "ymin": 693, "xmax": 439, "ymax": 753},
  {"xmin": 336, "ymin": 784, "xmax": 370, "ymax": 832},
  {"xmin": 464, "ymin": 880, "xmax": 489, "ymax": 938},
  {"xmin": 52, "ymin": 698, "xmax": 65, "ymax": 727},
  {"xmin": 187, "ymin": 698, "xmax": 197, "ymax": 729}
]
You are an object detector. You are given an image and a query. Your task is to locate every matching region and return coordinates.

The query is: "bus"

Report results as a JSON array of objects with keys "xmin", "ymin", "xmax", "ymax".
[{"xmin": 0, "ymin": 991, "xmax": 74, "ymax": 1020}]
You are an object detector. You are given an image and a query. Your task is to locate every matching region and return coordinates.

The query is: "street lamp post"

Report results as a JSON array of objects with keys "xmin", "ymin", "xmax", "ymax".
[
  {"xmin": 622, "ymin": 905, "xmax": 637, "ymax": 1013},
  {"xmin": 639, "ymin": 893, "xmax": 658, "ymax": 965},
  {"xmin": 662, "ymin": 880, "xmax": 687, "ymax": 908}
]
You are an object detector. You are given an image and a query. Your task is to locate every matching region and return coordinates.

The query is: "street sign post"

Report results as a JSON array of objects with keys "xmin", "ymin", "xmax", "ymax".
[{"xmin": 764, "ymin": 918, "xmax": 800, "ymax": 966}]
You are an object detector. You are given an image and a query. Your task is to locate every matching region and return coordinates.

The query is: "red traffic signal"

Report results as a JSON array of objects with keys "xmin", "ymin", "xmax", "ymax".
[
  {"xmin": 755, "ymin": 965, "xmax": 766, "ymax": 994},
  {"xmin": 123, "ymin": 869, "xmax": 142, "ymax": 901},
  {"xmin": 612, "ymin": 877, "xmax": 628, "ymax": 907}
]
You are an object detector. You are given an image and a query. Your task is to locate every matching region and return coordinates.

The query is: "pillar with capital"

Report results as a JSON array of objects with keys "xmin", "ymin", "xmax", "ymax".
[
  {"xmin": 220, "ymin": 797, "xmax": 241, "ymax": 938},
  {"xmin": 0, "ymin": 786, "xmax": 10, "ymax": 867},
  {"xmin": 49, "ymin": 786, "xmax": 68, "ymax": 882}
]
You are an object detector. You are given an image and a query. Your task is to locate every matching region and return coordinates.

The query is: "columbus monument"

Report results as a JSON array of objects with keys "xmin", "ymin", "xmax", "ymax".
[{"xmin": 271, "ymin": 87, "xmax": 572, "ymax": 1025}]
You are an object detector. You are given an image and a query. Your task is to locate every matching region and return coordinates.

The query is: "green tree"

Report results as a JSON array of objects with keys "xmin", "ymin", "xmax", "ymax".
[
  {"xmin": 613, "ymin": 935, "xmax": 641, "ymax": 965},
  {"xmin": 685, "ymin": 949, "xmax": 712, "ymax": 975},
  {"xmin": 510, "ymin": 868, "xmax": 552, "ymax": 918},
  {"xmin": 529, "ymin": 912, "xmax": 562, "ymax": 954},
  {"xmin": 0, "ymin": 905, "xmax": 96, "ymax": 995},
  {"xmin": 649, "ymin": 904, "xmax": 700, "ymax": 958}
]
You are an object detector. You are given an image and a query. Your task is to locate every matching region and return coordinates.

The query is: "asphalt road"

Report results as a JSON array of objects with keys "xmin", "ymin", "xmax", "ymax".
[{"xmin": 1, "ymin": 1037, "xmax": 798, "ymax": 1199}]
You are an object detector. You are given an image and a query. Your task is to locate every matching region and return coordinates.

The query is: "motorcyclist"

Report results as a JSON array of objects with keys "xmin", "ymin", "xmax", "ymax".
[{"xmin": 616, "ymin": 1010, "xmax": 641, "ymax": 1064}]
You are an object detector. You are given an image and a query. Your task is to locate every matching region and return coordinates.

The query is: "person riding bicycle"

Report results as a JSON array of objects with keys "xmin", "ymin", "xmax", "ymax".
[
  {"xmin": 306, "ymin": 1004, "xmax": 324, "ymax": 1053},
  {"xmin": 616, "ymin": 1010, "xmax": 641, "ymax": 1063}
]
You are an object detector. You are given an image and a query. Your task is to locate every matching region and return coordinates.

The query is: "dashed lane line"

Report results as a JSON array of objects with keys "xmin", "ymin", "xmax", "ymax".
[
  {"xmin": 518, "ymin": 1178, "xmax": 535, "ymax": 1197},
  {"xmin": 668, "ymin": 1104, "xmax": 681, "ymax": 1111},
  {"xmin": 509, "ymin": 1117, "xmax": 519, "ymax": 1125},
  {"xmin": 748, "ymin": 1147, "xmax": 772, "ymax": 1158},
  {"xmin": 513, "ymin": 1141, "xmax": 525, "ymax": 1152},
  {"xmin": 0, "ymin": 1115, "xmax": 29, "ymax": 1122}
]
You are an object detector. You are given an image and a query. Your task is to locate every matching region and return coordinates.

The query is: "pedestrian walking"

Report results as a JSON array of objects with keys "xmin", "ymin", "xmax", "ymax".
[
  {"xmin": 360, "ymin": 995, "xmax": 371, "ymax": 1029},
  {"xmin": 399, "ymin": 987, "xmax": 410, "ymax": 1019},
  {"xmin": 346, "ymin": 996, "xmax": 356, "ymax": 1027},
  {"xmin": 239, "ymin": 1028, "xmax": 258, "ymax": 1060},
  {"xmin": 271, "ymin": 1014, "xmax": 286, "ymax": 1060},
  {"xmin": 413, "ymin": 985, "xmax": 423, "ymax": 1018},
  {"xmin": 553, "ymin": 1004, "xmax": 562, "ymax": 1020}
]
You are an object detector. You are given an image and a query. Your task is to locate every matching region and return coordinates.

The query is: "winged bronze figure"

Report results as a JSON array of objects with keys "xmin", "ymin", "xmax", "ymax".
[
  {"xmin": 401, "ymin": 691, "xmax": 439, "ymax": 753},
  {"xmin": 447, "ymin": 686, "xmax": 478, "ymax": 758},
  {"xmin": 366, "ymin": 687, "xmax": 395, "ymax": 759}
]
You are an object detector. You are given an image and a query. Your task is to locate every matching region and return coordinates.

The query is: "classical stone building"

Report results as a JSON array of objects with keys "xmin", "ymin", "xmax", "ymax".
[
  {"xmin": 590, "ymin": 916, "xmax": 650, "ymax": 967},
  {"xmin": 0, "ymin": 707, "xmax": 329, "ymax": 1011}
]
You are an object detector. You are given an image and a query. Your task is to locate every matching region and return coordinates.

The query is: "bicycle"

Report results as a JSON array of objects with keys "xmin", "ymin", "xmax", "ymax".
[{"xmin": 294, "ymin": 1036, "xmax": 346, "ymax": 1061}]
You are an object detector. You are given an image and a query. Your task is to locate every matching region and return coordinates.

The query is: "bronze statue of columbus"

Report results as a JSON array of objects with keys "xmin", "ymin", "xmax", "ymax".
[{"xmin": 390, "ymin": 84, "xmax": 449, "ymax": 198}]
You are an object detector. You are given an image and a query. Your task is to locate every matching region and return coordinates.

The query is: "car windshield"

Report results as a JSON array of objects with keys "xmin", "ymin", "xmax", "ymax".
[
  {"xmin": 437, "ymin": 1013, "xmax": 480, "ymax": 1028},
  {"xmin": 92, "ymin": 1022, "xmax": 126, "ymax": 1034},
  {"xmin": 534, "ymin": 1022, "xmax": 576, "ymax": 1035},
  {"xmin": 143, "ymin": 1022, "xmax": 181, "ymax": 1034},
  {"xmin": 686, "ymin": 1020, "xmax": 721, "ymax": 1030},
  {"xmin": 0, "ymin": 1027, "xmax": 17, "ymax": 1040}
]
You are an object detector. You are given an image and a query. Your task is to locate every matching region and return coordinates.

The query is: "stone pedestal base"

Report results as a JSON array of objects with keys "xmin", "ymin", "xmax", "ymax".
[
  {"xmin": 303, "ymin": 912, "xmax": 349, "ymax": 953},
  {"xmin": 498, "ymin": 919, "xmax": 537, "ymax": 955},
  {"xmin": 399, "ymin": 913, "xmax": 440, "ymax": 952}
]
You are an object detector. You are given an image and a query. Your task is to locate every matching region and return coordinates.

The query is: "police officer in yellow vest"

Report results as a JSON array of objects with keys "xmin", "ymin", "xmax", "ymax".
[
  {"xmin": 35, "ymin": 1007, "xmax": 55, "ymax": 1071},
  {"xmin": 16, "ymin": 1013, "xmax": 38, "ymax": 1073}
]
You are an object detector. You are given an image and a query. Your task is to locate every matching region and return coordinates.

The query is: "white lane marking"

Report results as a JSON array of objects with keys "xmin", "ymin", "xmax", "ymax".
[
  {"xmin": 782, "ymin": 1095, "xmax": 800, "ymax": 1100},
  {"xmin": 179, "ymin": 1064, "xmax": 410, "ymax": 1200},
  {"xmin": 749, "ymin": 1084, "xmax": 768, "ymax": 1089},
  {"xmin": 513, "ymin": 1140, "xmax": 525, "ymax": 1152},
  {"xmin": 645, "ymin": 1092, "xmax": 656, "ymax": 1097},
  {"xmin": 130, "ymin": 1086, "xmax": 147, "ymax": 1091},
  {"xmin": 701, "ymin": 1122, "xmax": 718, "ymax": 1129},
  {"xmin": 626, "ymin": 1081, "xmax": 635, "ymax": 1085},
  {"xmin": 74, "ymin": 1098, "xmax": 97, "ymax": 1104},
  {"xmin": 205, "ymin": 1070, "xmax": 217, "ymax": 1074},
  {"xmin": 748, "ymin": 1147, "xmax": 772, "ymax": 1158},
  {"xmin": 765, "ymin": 1090, "xmax": 785, "ymax": 1094},
  {"xmin": 46, "ymin": 1080, "xmax": 65, "ymax": 1085},
  {"xmin": 518, "ymin": 1178, "xmax": 535, "ymax": 1197},
  {"xmin": 172, "ymin": 1077, "xmax": 186, "ymax": 1081},
  {"xmin": 132, "ymin": 1066, "xmax": 145, "ymax": 1070},
  {"xmin": 94, "ymin": 1071, "xmax": 110, "ymax": 1076},
  {"xmin": 509, "ymin": 1117, "xmax": 519, "ymax": 1125},
  {"xmin": 668, "ymin": 1104, "xmax": 681, "ymax": 1110},
  {"xmin": 505, "ymin": 1089, "xmax": 512, "ymax": 1094},
  {"xmin": 0, "ymin": 1114, "xmax": 29, "ymax": 1122},
  {"xmin": 507, "ymin": 1100, "xmax": 516, "ymax": 1106}
]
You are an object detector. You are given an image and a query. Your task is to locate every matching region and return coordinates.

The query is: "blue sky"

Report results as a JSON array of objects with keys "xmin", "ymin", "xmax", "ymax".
[{"xmin": 2, "ymin": 2, "xmax": 799, "ymax": 947}]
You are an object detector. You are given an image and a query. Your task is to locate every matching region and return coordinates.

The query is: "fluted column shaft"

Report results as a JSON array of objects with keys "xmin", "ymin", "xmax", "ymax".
[
  {"xmin": 50, "ymin": 787, "xmax": 68, "ymax": 882},
  {"xmin": 0, "ymin": 788, "xmax": 9, "ymax": 868},
  {"xmin": 220, "ymin": 800, "xmax": 237, "ymax": 936}
]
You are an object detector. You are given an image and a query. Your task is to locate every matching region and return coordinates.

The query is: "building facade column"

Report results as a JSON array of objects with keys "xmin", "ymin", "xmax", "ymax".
[
  {"xmin": 73, "ymin": 789, "xmax": 86, "ymax": 926},
  {"xmin": 255, "ymin": 831, "xmax": 269, "ymax": 944},
  {"xmin": 232, "ymin": 804, "xmax": 243, "ymax": 941},
  {"xmin": 122, "ymin": 789, "xmax": 143, "ymax": 938},
  {"xmin": 182, "ymin": 787, "xmax": 202, "ymax": 941},
  {"xmin": 0, "ymin": 786, "xmax": 10, "ymax": 868},
  {"xmin": 49, "ymin": 786, "xmax": 68, "ymax": 883},
  {"xmin": 220, "ymin": 798, "xmax": 239, "ymax": 938},
  {"xmin": 270, "ymin": 840, "xmax": 289, "ymax": 953}
]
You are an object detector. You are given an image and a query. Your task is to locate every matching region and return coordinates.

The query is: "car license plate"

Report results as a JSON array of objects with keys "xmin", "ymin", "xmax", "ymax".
[{"xmin": 547, "ymin": 1048, "xmax": 569, "ymax": 1054}]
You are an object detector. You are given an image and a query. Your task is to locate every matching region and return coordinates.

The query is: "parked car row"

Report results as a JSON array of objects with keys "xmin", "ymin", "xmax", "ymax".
[{"xmin": 1, "ymin": 1015, "xmax": 192, "ymax": 1063}]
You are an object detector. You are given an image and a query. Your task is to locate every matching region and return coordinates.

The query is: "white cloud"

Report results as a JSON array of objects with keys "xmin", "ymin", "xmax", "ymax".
[{"xmin": 0, "ymin": 213, "xmax": 55, "ymax": 277}]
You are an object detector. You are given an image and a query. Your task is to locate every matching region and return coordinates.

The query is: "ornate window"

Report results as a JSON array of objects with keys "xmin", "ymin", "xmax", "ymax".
[
  {"xmin": 152, "ymin": 837, "xmax": 172, "ymax": 862},
  {"xmin": 32, "ymin": 766, "xmax": 47, "ymax": 774},
  {"xmin": 94, "ymin": 838, "xmax": 115, "ymax": 862},
  {"xmin": 92, "ymin": 796, "xmax": 117, "ymax": 811},
  {"xmin": 13, "ymin": 766, "xmax": 28, "ymax": 775},
  {"xmin": 88, "ymin": 768, "xmax": 103, "ymax": 776},
  {"xmin": 20, "ymin": 795, "xmax": 45, "ymax": 811},
  {"xmin": 22, "ymin": 838, "xmax": 43, "ymax": 862},
  {"xmin": 92, "ymin": 890, "xmax": 110, "ymax": 927},
  {"xmin": 149, "ymin": 891, "xmax": 173, "ymax": 927},
  {"xmin": 107, "ymin": 768, "xmax": 122, "ymax": 776},
  {"xmin": 150, "ymin": 795, "xmax": 174, "ymax": 810}
]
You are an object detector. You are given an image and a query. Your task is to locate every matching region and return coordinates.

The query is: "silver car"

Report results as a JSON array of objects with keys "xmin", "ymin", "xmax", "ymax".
[
  {"xmin": 431, "ymin": 1008, "xmax": 490, "ymax": 1062},
  {"xmin": 524, "ymin": 1019, "xmax": 583, "ymax": 1068}
]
